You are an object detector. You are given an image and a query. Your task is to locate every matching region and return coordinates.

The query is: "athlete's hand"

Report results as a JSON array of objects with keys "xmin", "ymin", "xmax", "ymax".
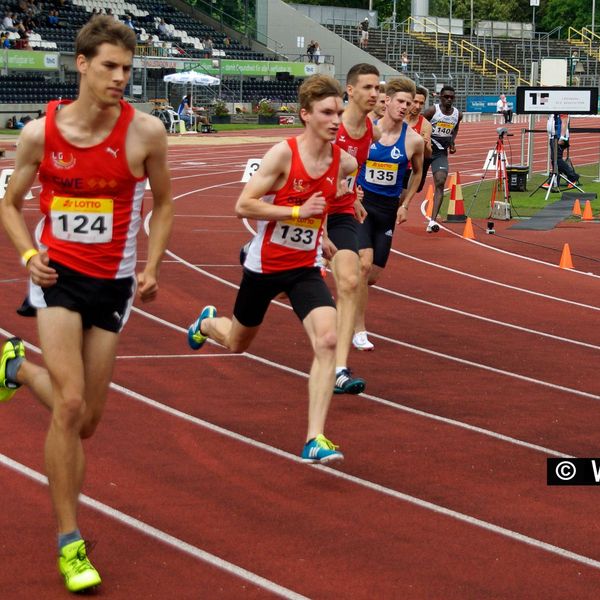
[
  {"xmin": 27, "ymin": 252, "xmax": 58, "ymax": 287},
  {"xmin": 322, "ymin": 236, "xmax": 337, "ymax": 260},
  {"xmin": 336, "ymin": 179, "xmax": 350, "ymax": 197},
  {"xmin": 300, "ymin": 192, "xmax": 327, "ymax": 218},
  {"xmin": 354, "ymin": 197, "xmax": 367, "ymax": 223},
  {"xmin": 396, "ymin": 205, "xmax": 409, "ymax": 225},
  {"xmin": 449, "ymin": 144, "xmax": 457, "ymax": 154},
  {"xmin": 137, "ymin": 271, "xmax": 158, "ymax": 303}
]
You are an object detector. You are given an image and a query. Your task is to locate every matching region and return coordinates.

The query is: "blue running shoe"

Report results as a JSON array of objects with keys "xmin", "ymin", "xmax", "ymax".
[
  {"xmin": 301, "ymin": 434, "xmax": 344, "ymax": 464},
  {"xmin": 333, "ymin": 368, "xmax": 365, "ymax": 395},
  {"xmin": 1, "ymin": 337, "xmax": 25, "ymax": 403},
  {"xmin": 187, "ymin": 306, "xmax": 217, "ymax": 350}
]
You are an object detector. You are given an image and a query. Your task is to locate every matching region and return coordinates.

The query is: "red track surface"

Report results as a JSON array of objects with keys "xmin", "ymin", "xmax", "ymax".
[{"xmin": 1, "ymin": 119, "xmax": 600, "ymax": 599}]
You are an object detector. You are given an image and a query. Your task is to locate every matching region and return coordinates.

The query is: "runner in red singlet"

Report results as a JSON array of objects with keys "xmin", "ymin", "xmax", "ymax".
[
  {"xmin": 368, "ymin": 87, "xmax": 387, "ymax": 123},
  {"xmin": 187, "ymin": 75, "xmax": 357, "ymax": 464},
  {"xmin": 0, "ymin": 16, "xmax": 173, "ymax": 593},
  {"xmin": 326, "ymin": 63, "xmax": 381, "ymax": 386}
]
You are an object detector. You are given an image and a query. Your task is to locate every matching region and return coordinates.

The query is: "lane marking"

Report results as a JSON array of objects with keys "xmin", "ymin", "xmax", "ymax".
[
  {"xmin": 0, "ymin": 454, "xmax": 308, "ymax": 600},
  {"xmin": 417, "ymin": 200, "xmax": 600, "ymax": 281},
  {"xmin": 116, "ymin": 353, "xmax": 240, "ymax": 360},
  {"xmin": 4, "ymin": 371, "xmax": 598, "ymax": 574},
  {"xmin": 396, "ymin": 241, "xmax": 600, "ymax": 310},
  {"xmin": 371, "ymin": 285, "xmax": 600, "ymax": 351}
]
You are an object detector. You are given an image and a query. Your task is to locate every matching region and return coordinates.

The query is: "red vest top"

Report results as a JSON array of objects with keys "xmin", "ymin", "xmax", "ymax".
[
  {"xmin": 244, "ymin": 137, "xmax": 340, "ymax": 274},
  {"xmin": 330, "ymin": 117, "xmax": 373, "ymax": 214},
  {"xmin": 38, "ymin": 99, "xmax": 146, "ymax": 278}
]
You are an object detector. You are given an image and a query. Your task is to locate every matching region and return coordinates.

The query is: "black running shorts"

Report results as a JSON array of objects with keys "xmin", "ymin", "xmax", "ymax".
[
  {"xmin": 326, "ymin": 213, "xmax": 359, "ymax": 253},
  {"xmin": 233, "ymin": 267, "xmax": 335, "ymax": 327},
  {"xmin": 431, "ymin": 149, "xmax": 449, "ymax": 174},
  {"xmin": 358, "ymin": 190, "xmax": 398, "ymax": 269},
  {"xmin": 29, "ymin": 260, "xmax": 136, "ymax": 333}
]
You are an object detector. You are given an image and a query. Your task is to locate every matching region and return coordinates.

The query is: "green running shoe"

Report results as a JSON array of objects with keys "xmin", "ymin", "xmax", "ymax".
[
  {"xmin": 188, "ymin": 305, "xmax": 217, "ymax": 350},
  {"xmin": 0, "ymin": 337, "xmax": 24, "ymax": 403},
  {"xmin": 301, "ymin": 434, "xmax": 344, "ymax": 464},
  {"xmin": 58, "ymin": 540, "xmax": 101, "ymax": 593}
]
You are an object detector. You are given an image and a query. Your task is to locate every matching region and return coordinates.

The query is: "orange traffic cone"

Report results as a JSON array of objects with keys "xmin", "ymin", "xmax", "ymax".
[
  {"xmin": 559, "ymin": 243, "xmax": 574, "ymax": 269},
  {"xmin": 424, "ymin": 184, "xmax": 434, "ymax": 217},
  {"xmin": 582, "ymin": 200, "xmax": 593, "ymax": 220},
  {"xmin": 462, "ymin": 217, "xmax": 475, "ymax": 239},
  {"xmin": 572, "ymin": 199, "xmax": 582, "ymax": 216},
  {"xmin": 446, "ymin": 172, "xmax": 466, "ymax": 223}
]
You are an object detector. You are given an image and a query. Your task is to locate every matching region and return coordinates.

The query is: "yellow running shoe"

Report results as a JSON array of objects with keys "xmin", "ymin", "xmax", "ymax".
[
  {"xmin": 0, "ymin": 337, "xmax": 24, "ymax": 403},
  {"xmin": 58, "ymin": 540, "xmax": 101, "ymax": 593}
]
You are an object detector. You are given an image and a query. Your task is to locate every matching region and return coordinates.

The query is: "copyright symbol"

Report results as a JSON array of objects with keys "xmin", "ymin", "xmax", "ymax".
[{"xmin": 555, "ymin": 461, "xmax": 577, "ymax": 481}]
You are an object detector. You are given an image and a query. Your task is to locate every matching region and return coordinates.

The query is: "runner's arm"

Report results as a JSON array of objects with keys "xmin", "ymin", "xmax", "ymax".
[
  {"xmin": 420, "ymin": 119, "xmax": 433, "ymax": 159},
  {"xmin": 0, "ymin": 119, "xmax": 57, "ymax": 285},
  {"xmin": 422, "ymin": 106, "xmax": 435, "ymax": 122},
  {"xmin": 236, "ymin": 142, "xmax": 326, "ymax": 220},
  {"xmin": 449, "ymin": 113, "xmax": 462, "ymax": 154},
  {"xmin": 139, "ymin": 116, "xmax": 174, "ymax": 302},
  {"xmin": 0, "ymin": 119, "xmax": 44, "ymax": 258},
  {"xmin": 398, "ymin": 135, "xmax": 424, "ymax": 223}
]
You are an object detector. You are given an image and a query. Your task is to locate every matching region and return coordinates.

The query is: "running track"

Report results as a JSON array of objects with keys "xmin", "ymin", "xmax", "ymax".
[{"xmin": 1, "ymin": 118, "xmax": 600, "ymax": 599}]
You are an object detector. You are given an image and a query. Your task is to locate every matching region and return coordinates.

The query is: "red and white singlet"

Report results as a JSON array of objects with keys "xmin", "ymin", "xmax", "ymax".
[
  {"xmin": 330, "ymin": 117, "xmax": 373, "ymax": 215},
  {"xmin": 38, "ymin": 99, "xmax": 146, "ymax": 279},
  {"xmin": 407, "ymin": 114, "xmax": 425, "ymax": 169},
  {"xmin": 244, "ymin": 137, "xmax": 341, "ymax": 274}
]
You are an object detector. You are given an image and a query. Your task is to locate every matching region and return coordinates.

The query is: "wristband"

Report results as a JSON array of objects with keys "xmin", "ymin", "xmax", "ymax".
[
  {"xmin": 291, "ymin": 205, "xmax": 301, "ymax": 219},
  {"xmin": 21, "ymin": 248, "xmax": 39, "ymax": 267},
  {"xmin": 400, "ymin": 204, "xmax": 408, "ymax": 210}
]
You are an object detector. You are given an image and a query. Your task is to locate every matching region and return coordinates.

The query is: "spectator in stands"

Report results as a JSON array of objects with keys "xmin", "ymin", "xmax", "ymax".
[
  {"xmin": 3, "ymin": 12, "xmax": 17, "ymax": 31},
  {"xmin": 223, "ymin": 34, "xmax": 231, "ymax": 48},
  {"xmin": 1, "ymin": 32, "xmax": 12, "ymax": 48},
  {"xmin": 401, "ymin": 51, "xmax": 409, "ymax": 73},
  {"xmin": 15, "ymin": 32, "xmax": 31, "ymax": 49},
  {"xmin": 313, "ymin": 41, "xmax": 321, "ymax": 64},
  {"xmin": 496, "ymin": 93, "xmax": 512, "ymax": 123},
  {"xmin": 124, "ymin": 14, "xmax": 135, "ymax": 31},
  {"xmin": 204, "ymin": 36, "xmax": 213, "ymax": 53},
  {"xmin": 157, "ymin": 18, "xmax": 170, "ymax": 38},
  {"xmin": 306, "ymin": 40, "xmax": 315, "ymax": 62},
  {"xmin": 47, "ymin": 9, "xmax": 60, "ymax": 27},
  {"xmin": 358, "ymin": 17, "xmax": 369, "ymax": 49}
]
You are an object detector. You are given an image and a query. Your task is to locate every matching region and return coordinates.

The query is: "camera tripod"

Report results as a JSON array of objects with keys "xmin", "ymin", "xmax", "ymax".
[
  {"xmin": 530, "ymin": 136, "xmax": 584, "ymax": 201},
  {"xmin": 467, "ymin": 129, "xmax": 512, "ymax": 219}
]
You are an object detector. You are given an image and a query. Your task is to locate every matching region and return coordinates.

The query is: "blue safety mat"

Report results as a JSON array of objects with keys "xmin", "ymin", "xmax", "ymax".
[{"xmin": 509, "ymin": 192, "xmax": 597, "ymax": 230}]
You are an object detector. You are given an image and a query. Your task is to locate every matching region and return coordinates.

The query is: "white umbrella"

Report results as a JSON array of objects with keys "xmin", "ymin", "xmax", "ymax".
[{"xmin": 163, "ymin": 71, "xmax": 220, "ymax": 86}]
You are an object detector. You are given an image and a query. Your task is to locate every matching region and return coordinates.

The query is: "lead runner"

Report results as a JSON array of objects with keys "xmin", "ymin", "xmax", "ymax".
[{"xmin": 0, "ymin": 16, "xmax": 173, "ymax": 593}]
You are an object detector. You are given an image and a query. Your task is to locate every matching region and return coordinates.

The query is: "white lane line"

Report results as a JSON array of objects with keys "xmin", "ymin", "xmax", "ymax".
[
  {"xmin": 128, "ymin": 307, "xmax": 576, "ymax": 457},
  {"xmin": 395, "ymin": 243, "xmax": 600, "ymax": 311},
  {"xmin": 417, "ymin": 199, "xmax": 600, "ymax": 280},
  {"xmin": 371, "ymin": 285, "xmax": 600, "ymax": 351},
  {"xmin": 3, "ymin": 337, "xmax": 599, "ymax": 572},
  {"xmin": 370, "ymin": 329, "xmax": 600, "ymax": 400},
  {"xmin": 158, "ymin": 243, "xmax": 600, "ymax": 402},
  {"xmin": 0, "ymin": 454, "xmax": 308, "ymax": 600},
  {"xmin": 116, "ymin": 353, "xmax": 240, "ymax": 360}
]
